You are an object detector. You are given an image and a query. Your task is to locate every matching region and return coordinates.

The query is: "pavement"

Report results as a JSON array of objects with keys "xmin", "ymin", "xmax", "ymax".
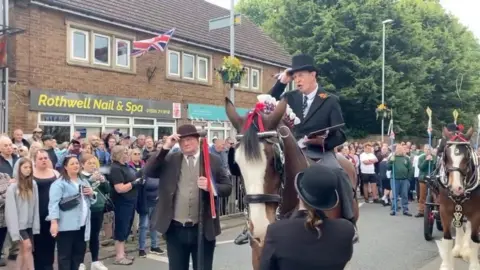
[{"xmin": 2, "ymin": 203, "xmax": 477, "ymax": 270}]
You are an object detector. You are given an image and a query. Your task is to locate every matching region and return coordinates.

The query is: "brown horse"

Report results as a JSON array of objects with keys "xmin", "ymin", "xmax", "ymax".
[
  {"xmin": 437, "ymin": 126, "xmax": 480, "ymax": 270},
  {"xmin": 225, "ymin": 97, "xmax": 359, "ymax": 270}
]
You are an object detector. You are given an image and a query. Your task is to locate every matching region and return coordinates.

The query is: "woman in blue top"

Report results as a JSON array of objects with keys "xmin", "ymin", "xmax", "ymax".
[{"xmin": 47, "ymin": 155, "xmax": 96, "ymax": 270}]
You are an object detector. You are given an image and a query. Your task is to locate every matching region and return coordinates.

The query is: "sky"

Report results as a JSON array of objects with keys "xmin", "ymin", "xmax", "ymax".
[{"xmin": 206, "ymin": 0, "xmax": 480, "ymax": 39}]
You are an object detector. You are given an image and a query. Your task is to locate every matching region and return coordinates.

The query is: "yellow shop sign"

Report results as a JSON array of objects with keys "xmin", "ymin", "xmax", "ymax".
[{"xmin": 30, "ymin": 90, "xmax": 175, "ymax": 119}]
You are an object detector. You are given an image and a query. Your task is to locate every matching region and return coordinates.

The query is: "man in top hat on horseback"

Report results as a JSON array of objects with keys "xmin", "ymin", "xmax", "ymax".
[{"xmin": 233, "ymin": 54, "xmax": 356, "ymax": 245}]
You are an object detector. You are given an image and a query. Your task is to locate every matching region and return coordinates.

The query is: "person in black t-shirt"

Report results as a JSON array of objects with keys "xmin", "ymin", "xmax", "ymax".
[
  {"xmin": 260, "ymin": 164, "xmax": 355, "ymax": 270},
  {"xmin": 108, "ymin": 145, "xmax": 143, "ymax": 266}
]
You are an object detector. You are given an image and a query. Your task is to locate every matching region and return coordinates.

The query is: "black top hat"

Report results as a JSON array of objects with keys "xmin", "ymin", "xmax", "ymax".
[
  {"xmin": 177, "ymin": 124, "xmax": 200, "ymax": 138},
  {"xmin": 287, "ymin": 54, "xmax": 319, "ymax": 76},
  {"xmin": 294, "ymin": 164, "xmax": 340, "ymax": 210}
]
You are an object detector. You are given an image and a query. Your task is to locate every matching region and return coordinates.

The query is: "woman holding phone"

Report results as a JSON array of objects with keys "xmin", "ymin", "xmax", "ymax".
[{"xmin": 47, "ymin": 155, "xmax": 96, "ymax": 270}]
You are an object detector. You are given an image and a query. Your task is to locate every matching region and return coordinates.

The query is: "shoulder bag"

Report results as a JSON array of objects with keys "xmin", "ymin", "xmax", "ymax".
[{"xmin": 59, "ymin": 184, "xmax": 81, "ymax": 211}]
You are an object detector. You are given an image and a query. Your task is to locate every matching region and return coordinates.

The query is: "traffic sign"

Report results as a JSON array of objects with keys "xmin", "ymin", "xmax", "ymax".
[{"xmin": 209, "ymin": 14, "xmax": 242, "ymax": 31}]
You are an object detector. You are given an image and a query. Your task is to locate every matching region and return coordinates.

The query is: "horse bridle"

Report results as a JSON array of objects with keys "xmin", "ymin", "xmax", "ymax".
[{"xmin": 235, "ymin": 130, "xmax": 286, "ymax": 210}]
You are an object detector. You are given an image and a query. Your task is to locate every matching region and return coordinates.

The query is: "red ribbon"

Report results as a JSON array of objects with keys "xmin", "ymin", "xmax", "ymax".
[
  {"xmin": 201, "ymin": 137, "xmax": 217, "ymax": 218},
  {"xmin": 450, "ymin": 134, "xmax": 468, "ymax": 142},
  {"xmin": 242, "ymin": 102, "xmax": 265, "ymax": 132}
]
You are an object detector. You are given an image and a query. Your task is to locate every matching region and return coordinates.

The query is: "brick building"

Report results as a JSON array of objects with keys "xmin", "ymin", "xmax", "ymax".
[{"xmin": 6, "ymin": 0, "xmax": 292, "ymax": 142}]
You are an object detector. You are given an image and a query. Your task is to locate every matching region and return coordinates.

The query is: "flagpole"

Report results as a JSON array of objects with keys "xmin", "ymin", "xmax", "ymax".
[
  {"xmin": 229, "ymin": 0, "xmax": 235, "ymax": 105},
  {"xmin": 389, "ymin": 111, "xmax": 397, "ymax": 213}
]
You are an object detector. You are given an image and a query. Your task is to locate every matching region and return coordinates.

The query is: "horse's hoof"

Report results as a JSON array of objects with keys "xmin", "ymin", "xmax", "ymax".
[
  {"xmin": 468, "ymin": 264, "xmax": 480, "ymax": 270},
  {"xmin": 461, "ymin": 249, "xmax": 470, "ymax": 262},
  {"xmin": 440, "ymin": 262, "xmax": 453, "ymax": 270},
  {"xmin": 452, "ymin": 246, "xmax": 462, "ymax": 257}
]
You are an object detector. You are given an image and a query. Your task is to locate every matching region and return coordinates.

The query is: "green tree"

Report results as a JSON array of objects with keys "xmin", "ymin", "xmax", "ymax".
[{"xmin": 237, "ymin": 0, "xmax": 480, "ymax": 138}]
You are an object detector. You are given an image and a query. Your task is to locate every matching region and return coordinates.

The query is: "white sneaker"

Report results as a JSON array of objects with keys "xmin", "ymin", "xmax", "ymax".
[
  {"xmin": 78, "ymin": 263, "xmax": 86, "ymax": 270},
  {"xmin": 91, "ymin": 261, "xmax": 108, "ymax": 270}
]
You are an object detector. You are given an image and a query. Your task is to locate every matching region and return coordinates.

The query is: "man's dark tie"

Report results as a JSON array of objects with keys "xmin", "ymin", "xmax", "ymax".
[{"xmin": 302, "ymin": 95, "xmax": 308, "ymax": 118}]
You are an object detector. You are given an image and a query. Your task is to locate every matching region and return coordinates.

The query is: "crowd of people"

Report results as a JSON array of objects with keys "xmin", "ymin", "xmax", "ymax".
[
  {"xmin": 337, "ymin": 140, "xmax": 444, "ymax": 217},
  {"xmin": 0, "ymin": 127, "xmax": 235, "ymax": 270}
]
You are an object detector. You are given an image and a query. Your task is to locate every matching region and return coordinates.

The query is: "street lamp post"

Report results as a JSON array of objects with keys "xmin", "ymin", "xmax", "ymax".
[{"xmin": 381, "ymin": 19, "xmax": 393, "ymax": 142}]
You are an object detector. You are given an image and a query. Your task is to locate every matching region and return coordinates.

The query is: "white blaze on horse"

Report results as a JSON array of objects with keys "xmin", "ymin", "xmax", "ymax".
[{"xmin": 437, "ymin": 126, "xmax": 480, "ymax": 270}]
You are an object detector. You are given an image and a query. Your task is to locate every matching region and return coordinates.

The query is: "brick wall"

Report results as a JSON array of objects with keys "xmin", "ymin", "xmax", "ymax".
[{"xmin": 8, "ymin": 4, "xmax": 284, "ymax": 132}]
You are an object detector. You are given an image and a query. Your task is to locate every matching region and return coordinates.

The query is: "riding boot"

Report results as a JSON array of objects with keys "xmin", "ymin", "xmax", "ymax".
[{"xmin": 234, "ymin": 225, "xmax": 249, "ymax": 245}]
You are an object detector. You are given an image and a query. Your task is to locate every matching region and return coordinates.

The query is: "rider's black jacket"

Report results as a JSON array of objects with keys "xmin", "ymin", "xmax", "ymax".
[{"xmin": 269, "ymin": 81, "xmax": 346, "ymax": 152}]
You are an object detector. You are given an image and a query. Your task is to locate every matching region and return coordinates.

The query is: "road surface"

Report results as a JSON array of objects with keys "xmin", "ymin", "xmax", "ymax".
[{"xmin": 102, "ymin": 202, "xmax": 471, "ymax": 270}]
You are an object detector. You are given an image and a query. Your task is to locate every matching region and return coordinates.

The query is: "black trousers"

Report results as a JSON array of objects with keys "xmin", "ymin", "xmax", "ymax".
[
  {"xmin": 165, "ymin": 221, "xmax": 215, "ymax": 270},
  {"xmin": 56, "ymin": 226, "xmax": 86, "ymax": 270},
  {"xmin": 0, "ymin": 227, "xmax": 7, "ymax": 259},
  {"xmin": 33, "ymin": 219, "xmax": 55, "ymax": 270},
  {"xmin": 89, "ymin": 211, "xmax": 104, "ymax": 262}
]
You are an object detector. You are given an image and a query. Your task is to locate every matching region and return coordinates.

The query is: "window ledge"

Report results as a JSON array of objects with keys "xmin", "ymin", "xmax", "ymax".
[
  {"xmin": 66, "ymin": 59, "xmax": 136, "ymax": 75},
  {"xmin": 166, "ymin": 76, "xmax": 212, "ymax": 86},
  {"xmin": 236, "ymin": 87, "xmax": 262, "ymax": 94}
]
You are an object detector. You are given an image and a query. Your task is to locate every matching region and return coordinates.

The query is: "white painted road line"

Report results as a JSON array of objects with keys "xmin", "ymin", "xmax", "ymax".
[{"xmin": 216, "ymin": 239, "xmax": 235, "ymax": 245}]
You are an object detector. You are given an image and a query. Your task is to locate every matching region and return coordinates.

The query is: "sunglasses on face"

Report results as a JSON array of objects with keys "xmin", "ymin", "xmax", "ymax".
[{"xmin": 37, "ymin": 157, "xmax": 48, "ymax": 161}]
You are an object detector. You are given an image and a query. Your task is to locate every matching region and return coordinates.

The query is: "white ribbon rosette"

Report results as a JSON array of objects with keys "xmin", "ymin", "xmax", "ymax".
[{"xmin": 255, "ymin": 94, "xmax": 301, "ymax": 127}]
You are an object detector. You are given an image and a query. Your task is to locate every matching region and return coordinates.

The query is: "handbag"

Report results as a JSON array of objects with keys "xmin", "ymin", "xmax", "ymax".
[{"xmin": 59, "ymin": 184, "xmax": 81, "ymax": 211}]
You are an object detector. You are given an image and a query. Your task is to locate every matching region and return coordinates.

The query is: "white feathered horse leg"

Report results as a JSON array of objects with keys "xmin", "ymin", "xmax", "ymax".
[
  {"xmin": 453, "ymin": 223, "xmax": 465, "ymax": 258},
  {"xmin": 461, "ymin": 221, "xmax": 472, "ymax": 262},
  {"xmin": 439, "ymin": 238, "xmax": 454, "ymax": 270}
]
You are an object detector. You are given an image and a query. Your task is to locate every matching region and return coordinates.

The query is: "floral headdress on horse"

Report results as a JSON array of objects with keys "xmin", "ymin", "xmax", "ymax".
[{"xmin": 243, "ymin": 94, "xmax": 301, "ymax": 132}]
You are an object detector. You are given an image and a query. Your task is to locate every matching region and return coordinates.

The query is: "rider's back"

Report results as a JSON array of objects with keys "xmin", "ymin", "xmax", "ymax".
[{"xmin": 259, "ymin": 210, "xmax": 354, "ymax": 270}]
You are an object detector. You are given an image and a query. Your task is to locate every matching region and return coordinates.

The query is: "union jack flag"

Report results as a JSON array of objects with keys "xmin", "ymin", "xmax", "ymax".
[{"xmin": 131, "ymin": 28, "xmax": 175, "ymax": 57}]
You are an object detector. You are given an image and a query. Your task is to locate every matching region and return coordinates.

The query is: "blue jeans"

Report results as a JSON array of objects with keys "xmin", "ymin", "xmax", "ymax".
[
  {"xmin": 139, "ymin": 207, "xmax": 158, "ymax": 250},
  {"xmin": 391, "ymin": 179, "xmax": 410, "ymax": 212}
]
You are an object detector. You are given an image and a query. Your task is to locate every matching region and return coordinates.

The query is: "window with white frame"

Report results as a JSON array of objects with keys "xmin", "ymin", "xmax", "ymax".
[
  {"xmin": 168, "ymin": 51, "xmax": 180, "ymax": 76},
  {"xmin": 240, "ymin": 67, "xmax": 250, "ymax": 88},
  {"xmin": 71, "ymin": 29, "xmax": 89, "ymax": 61},
  {"xmin": 167, "ymin": 49, "xmax": 211, "ymax": 83},
  {"xmin": 287, "ymin": 81, "xmax": 296, "ymax": 91},
  {"xmin": 116, "ymin": 39, "xmax": 131, "ymax": 68},
  {"xmin": 197, "ymin": 57, "xmax": 208, "ymax": 81},
  {"xmin": 38, "ymin": 113, "xmax": 176, "ymax": 141},
  {"xmin": 93, "ymin": 34, "xmax": 111, "ymax": 66},
  {"xmin": 182, "ymin": 53, "xmax": 195, "ymax": 79},
  {"xmin": 67, "ymin": 24, "xmax": 134, "ymax": 72},
  {"xmin": 251, "ymin": 69, "xmax": 260, "ymax": 90}
]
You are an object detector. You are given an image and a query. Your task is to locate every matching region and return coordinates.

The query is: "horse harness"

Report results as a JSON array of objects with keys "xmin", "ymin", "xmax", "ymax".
[{"xmin": 436, "ymin": 136, "xmax": 480, "ymax": 228}]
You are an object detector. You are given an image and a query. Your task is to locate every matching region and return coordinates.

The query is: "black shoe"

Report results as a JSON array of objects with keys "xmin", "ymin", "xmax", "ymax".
[
  {"xmin": 7, "ymin": 254, "xmax": 17, "ymax": 261},
  {"xmin": 139, "ymin": 250, "xmax": 147, "ymax": 258},
  {"xmin": 403, "ymin": 212, "xmax": 412, "ymax": 217},
  {"xmin": 414, "ymin": 213, "xmax": 424, "ymax": 218},
  {"xmin": 390, "ymin": 211, "xmax": 396, "ymax": 216},
  {"xmin": 0, "ymin": 258, "xmax": 6, "ymax": 267},
  {"xmin": 150, "ymin": 247, "xmax": 165, "ymax": 255},
  {"xmin": 234, "ymin": 231, "xmax": 249, "ymax": 245}
]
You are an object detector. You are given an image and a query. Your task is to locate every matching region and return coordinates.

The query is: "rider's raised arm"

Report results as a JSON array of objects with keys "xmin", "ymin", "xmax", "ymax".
[{"xmin": 269, "ymin": 80, "xmax": 288, "ymax": 100}]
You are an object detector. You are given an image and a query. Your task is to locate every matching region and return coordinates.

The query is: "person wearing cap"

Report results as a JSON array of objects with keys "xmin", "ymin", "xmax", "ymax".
[
  {"xmin": 259, "ymin": 164, "xmax": 355, "ymax": 270},
  {"xmin": 42, "ymin": 135, "xmax": 58, "ymax": 168},
  {"xmin": 145, "ymin": 124, "xmax": 232, "ymax": 270},
  {"xmin": 55, "ymin": 139, "xmax": 82, "ymax": 170},
  {"xmin": 28, "ymin": 128, "xmax": 43, "ymax": 146}
]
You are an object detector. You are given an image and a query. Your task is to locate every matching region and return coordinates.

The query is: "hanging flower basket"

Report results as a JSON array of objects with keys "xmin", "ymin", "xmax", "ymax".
[
  {"xmin": 376, "ymin": 103, "xmax": 392, "ymax": 119},
  {"xmin": 215, "ymin": 56, "xmax": 246, "ymax": 85}
]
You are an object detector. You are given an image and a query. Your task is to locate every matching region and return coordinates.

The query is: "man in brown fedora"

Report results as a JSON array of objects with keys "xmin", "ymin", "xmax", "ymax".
[{"xmin": 145, "ymin": 124, "xmax": 232, "ymax": 270}]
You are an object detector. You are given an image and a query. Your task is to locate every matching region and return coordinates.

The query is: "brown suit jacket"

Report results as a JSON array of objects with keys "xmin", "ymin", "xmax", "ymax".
[{"xmin": 144, "ymin": 148, "xmax": 232, "ymax": 241}]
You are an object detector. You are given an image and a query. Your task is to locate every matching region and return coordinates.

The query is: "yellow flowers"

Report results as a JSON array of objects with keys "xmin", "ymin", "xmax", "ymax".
[
  {"xmin": 216, "ymin": 56, "xmax": 246, "ymax": 85},
  {"xmin": 376, "ymin": 103, "xmax": 391, "ymax": 119}
]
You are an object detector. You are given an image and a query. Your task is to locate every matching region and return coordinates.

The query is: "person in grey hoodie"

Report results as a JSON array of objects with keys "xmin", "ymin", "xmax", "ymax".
[{"xmin": 5, "ymin": 158, "xmax": 40, "ymax": 270}]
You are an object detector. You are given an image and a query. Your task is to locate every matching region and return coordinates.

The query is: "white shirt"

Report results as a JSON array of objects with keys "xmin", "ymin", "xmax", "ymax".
[
  {"xmin": 359, "ymin": 152, "xmax": 377, "ymax": 174},
  {"xmin": 183, "ymin": 151, "xmax": 200, "ymax": 166},
  {"xmin": 74, "ymin": 182, "xmax": 88, "ymax": 226},
  {"xmin": 413, "ymin": 154, "xmax": 423, "ymax": 178},
  {"xmin": 302, "ymin": 85, "xmax": 319, "ymax": 116}
]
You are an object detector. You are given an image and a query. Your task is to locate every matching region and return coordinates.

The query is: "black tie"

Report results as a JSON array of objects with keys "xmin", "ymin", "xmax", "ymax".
[{"xmin": 302, "ymin": 95, "xmax": 308, "ymax": 118}]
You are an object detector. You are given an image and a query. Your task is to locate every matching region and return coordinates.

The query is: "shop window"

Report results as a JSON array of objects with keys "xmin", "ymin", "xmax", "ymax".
[
  {"xmin": 209, "ymin": 130, "xmax": 225, "ymax": 141},
  {"xmin": 116, "ymin": 39, "xmax": 130, "ymax": 68},
  {"xmin": 158, "ymin": 126, "xmax": 174, "ymax": 140},
  {"xmin": 75, "ymin": 127, "xmax": 102, "ymax": 139},
  {"xmin": 106, "ymin": 127, "xmax": 129, "ymax": 136},
  {"xmin": 39, "ymin": 126, "xmax": 71, "ymax": 143},
  {"xmin": 134, "ymin": 118, "xmax": 155, "ymax": 125},
  {"xmin": 182, "ymin": 53, "xmax": 195, "ymax": 79},
  {"xmin": 75, "ymin": 115, "xmax": 102, "ymax": 124},
  {"xmin": 133, "ymin": 128, "xmax": 154, "ymax": 139},
  {"xmin": 71, "ymin": 29, "xmax": 89, "ymax": 61},
  {"xmin": 106, "ymin": 117, "xmax": 130, "ymax": 125},
  {"xmin": 93, "ymin": 33, "xmax": 111, "ymax": 66},
  {"xmin": 209, "ymin": 122, "xmax": 224, "ymax": 128},
  {"xmin": 40, "ymin": 114, "xmax": 71, "ymax": 123},
  {"xmin": 168, "ymin": 50, "xmax": 180, "ymax": 76}
]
